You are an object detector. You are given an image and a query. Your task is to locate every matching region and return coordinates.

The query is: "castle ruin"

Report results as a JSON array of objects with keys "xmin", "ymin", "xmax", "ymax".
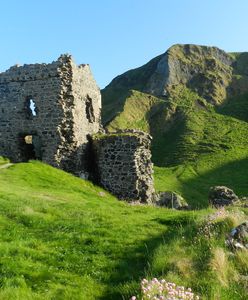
[{"xmin": 0, "ymin": 55, "xmax": 155, "ymax": 203}]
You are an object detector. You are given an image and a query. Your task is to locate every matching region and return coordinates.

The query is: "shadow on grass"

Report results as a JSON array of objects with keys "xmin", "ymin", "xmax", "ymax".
[
  {"xmin": 150, "ymin": 113, "xmax": 189, "ymax": 167},
  {"xmin": 182, "ymin": 157, "xmax": 248, "ymax": 209},
  {"xmin": 99, "ymin": 213, "xmax": 198, "ymax": 300},
  {"xmin": 217, "ymin": 92, "xmax": 248, "ymax": 123},
  {"xmin": 98, "ymin": 233, "xmax": 167, "ymax": 300}
]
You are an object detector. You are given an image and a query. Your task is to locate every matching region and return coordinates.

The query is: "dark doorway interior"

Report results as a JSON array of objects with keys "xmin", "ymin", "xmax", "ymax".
[{"xmin": 20, "ymin": 134, "xmax": 42, "ymax": 161}]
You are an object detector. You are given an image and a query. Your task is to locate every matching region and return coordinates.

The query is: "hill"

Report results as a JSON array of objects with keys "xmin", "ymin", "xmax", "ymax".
[
  {"xmin": 0, "ymin": 160, "xmax": 247, "ymax": 299},
  {"xmin": 102, "ymin": 44, "xmax": 248, "ymax": 206}
]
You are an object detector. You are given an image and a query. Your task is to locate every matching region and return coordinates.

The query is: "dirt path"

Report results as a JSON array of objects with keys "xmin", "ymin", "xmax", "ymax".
[{"xmin": 0, "ymin": 163, "xmax": 13, "ymax": 170}]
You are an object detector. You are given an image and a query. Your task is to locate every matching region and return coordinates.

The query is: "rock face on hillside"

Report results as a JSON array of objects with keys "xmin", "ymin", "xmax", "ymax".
[
  {"xmin": 146, "ymin": 45, "xmax": 234, "ymax": 104},
  {"xmin": 103, "ymin": 44, "xmax": 248, "ymax": 108},
  {"xmin": 156, "ymin": 191, "xmax": 189, "ymax": 210},
  {"xmin": 102, "ymin": 44, "xmax": 248, "ymax": 170}
]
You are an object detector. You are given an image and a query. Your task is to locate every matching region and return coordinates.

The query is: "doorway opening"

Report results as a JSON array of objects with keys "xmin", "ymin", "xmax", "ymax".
[{"xmin": 19, "ymin": 134, "xmax": 42, "ymax": 161}]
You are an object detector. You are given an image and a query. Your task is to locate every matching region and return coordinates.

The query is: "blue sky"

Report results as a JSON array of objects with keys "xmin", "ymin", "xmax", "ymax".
[{"xmin": 0, "ymin": 0, "xmax": 248, "ymax": 88}]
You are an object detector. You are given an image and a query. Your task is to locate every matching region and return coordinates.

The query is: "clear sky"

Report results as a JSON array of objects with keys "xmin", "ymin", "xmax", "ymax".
[{"xmin": 0, "ymin": 0, "xmax": 248, "ymax": 88}]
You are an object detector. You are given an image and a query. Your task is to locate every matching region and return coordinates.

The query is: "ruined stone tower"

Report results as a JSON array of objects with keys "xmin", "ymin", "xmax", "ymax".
[
  {"xmin": 0, "ymin": 55, "xmax": 101, "ymax": 174},
  {"xmin": 0, "ymin": 55, "xmax": 155, "ymax": 203}
]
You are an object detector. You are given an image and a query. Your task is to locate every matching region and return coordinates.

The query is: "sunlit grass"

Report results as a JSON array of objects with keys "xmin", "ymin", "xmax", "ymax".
[{"xmin": 0, "ymin": 160, "xmax": 247, "ymax": 299}]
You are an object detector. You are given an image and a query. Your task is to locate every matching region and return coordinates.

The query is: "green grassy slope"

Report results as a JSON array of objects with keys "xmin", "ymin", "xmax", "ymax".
[
  {"xmin": 106, "ymin": 90, "xmax": 165, "ymax": 133},
  {"xmin": 154, "ymin": 154, "xmax": 248, "ymax": 208},
  {"xmin": 104, "ymin": 85, "xmax": 248, "ymax": 169},
  {"xmin": 0, "ymin": 161, "xmax": 247, "ymax": 299},
  {"xmin": 0, "ymin": 161, "xmax": 167, "ymax": 299}
]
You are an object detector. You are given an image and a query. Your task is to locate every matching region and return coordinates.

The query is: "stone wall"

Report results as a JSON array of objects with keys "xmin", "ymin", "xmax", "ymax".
[
  {"xmin": 92, "ymin": 130, "xmax": 155, "ymax": 203},
  {"xmin": 0, "ymin": 55, "xmax": 101, "ymax": 174}
]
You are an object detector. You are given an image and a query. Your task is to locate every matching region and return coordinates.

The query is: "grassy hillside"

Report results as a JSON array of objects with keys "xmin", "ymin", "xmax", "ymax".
[
  {"xmin": 0, "ymin": 160, "xmax": 247, "ymax": 299},
  {"xmin": 103, "ymin": 86, "xmax": 248, "ymax": 207},
  {"xmin": 105, "ymin": 90, "xmax": 165, "ymax": 133},
  {"xmin": 154, "ymin": 153, "xmax": 248, "ymax": 208},
  {"xmin": 104, "ymin": 86, "xmax": 248, "ymax": 166},
  {"xmin": 102, "ymin": 45, "xmax": 248, "ymax": 209},
  {"xmin": 218, "ymin": 92, "xmax": 248, "ymax": 122}
]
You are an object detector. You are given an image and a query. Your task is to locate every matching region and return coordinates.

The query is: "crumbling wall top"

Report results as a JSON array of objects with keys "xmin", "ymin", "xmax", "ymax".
[
  {"xmin": 0, "ymin": 54, "xmax": 92, "ymax": 84},
  {"xmin": 93, "ymin": 129, "xmax": 152, "ymax": 141}
]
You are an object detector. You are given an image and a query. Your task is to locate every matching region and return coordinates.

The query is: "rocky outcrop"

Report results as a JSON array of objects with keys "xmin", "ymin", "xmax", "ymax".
[
  {"xmin": 156, "ymin": 191, "xmax": 189, "ymax": 210},
  {"xmin": 103, "ymin": 44, "xmax": 237, "ymax": 107},
  {"xmin": 239, "ymin": 197, "xmax": 248, "ymax": 208},
  {"xmin": 226, "ymin": 221, "xmax": 248, "ymax": 250},
  {"xmin": 146, "ymin": 44, "xmax": 233, "ymax": 104},
  {"xmin": 208, "ymin": 186, "xmax": 239, "ymax": 207}
]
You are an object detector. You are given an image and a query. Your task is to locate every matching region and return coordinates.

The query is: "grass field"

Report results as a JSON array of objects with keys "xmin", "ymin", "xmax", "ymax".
[{"xmin": 0, "ymin": 160, "xmax": 247, "ymax": 299}]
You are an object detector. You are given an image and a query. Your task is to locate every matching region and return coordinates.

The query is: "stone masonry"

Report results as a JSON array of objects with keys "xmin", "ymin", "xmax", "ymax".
[
  {"xmin": 0, "ymin": 56, "xmax": 155, "ymax": 202},
  {"xmin": 0, "ymin": 55, "xmax": 101, "ymax": 174},
  {"xmin": 92, "ymin": 130, "xmax": 155, "ymax": 203}
]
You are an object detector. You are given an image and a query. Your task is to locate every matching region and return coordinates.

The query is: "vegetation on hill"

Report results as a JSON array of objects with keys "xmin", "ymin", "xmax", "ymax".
[
  {"xmin": 102, "ymin": 44, "xmax": 248, "ymax": 207},
  {"xmin": 103, "ymin": 86, "xmax": 248, "ymax": 207},
  {"xmin": 0, "ymin": 160, "xmax": 247, "ymax": 299}
]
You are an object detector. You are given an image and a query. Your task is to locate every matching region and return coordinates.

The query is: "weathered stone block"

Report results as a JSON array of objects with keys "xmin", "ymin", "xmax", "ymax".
[{"xmin": 209, "ymin": 186, "xmax": 238, "ymax": 207}]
